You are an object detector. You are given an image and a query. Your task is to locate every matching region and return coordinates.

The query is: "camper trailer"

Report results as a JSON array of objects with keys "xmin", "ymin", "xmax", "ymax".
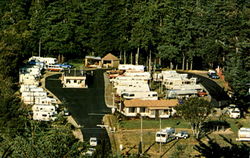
[
  {"xmin": 22, "ymin": 91, "xmax": 47, "ymax": 98},
  {"xmin": 116, "ymin": 84, "xmax": 150, "ymax": 96},
  {"xmin": 122, "ymin": 91, "xmax": 158, "ymax": 100},
  {"xmin": 165, "ymin": 89, "xmax": 198, "ymax": 99},
  {"xmin": 237, "ymin": 128, "xmax": 250, "ymax": 141},
  {"xmin": 19, "ymin": 74, "xmax": 39, "ymax": 86},
  {"xmin": 118, "ymin": 64, "xmax": 145, "ymax": 72},
  {"xmin": 35, "ymin": 97, "xmax": 58, "ymax": 106},
  {"xmin": 113, "ymin": 80, "xmax": 148, "ymax": 88},
  {"xmin": 155, "ymin": 127, "xmax": 175, "ymax": 143},
  {"xmin": 33, "ymin": 111, "xmax": 57, "ymax": 121},
  {"xmin": 32, "ymin": 104, "xmax": 56, "ymax": 112},
  {"xmin": 20, "ymin": 84, "xmax": 38, "ymax": 93}
]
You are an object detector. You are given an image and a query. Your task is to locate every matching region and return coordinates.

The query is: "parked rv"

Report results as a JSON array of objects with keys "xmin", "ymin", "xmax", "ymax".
[
  {"xmin": 33, "ymin": 111, "xmax": 57, "ymax": 121},
  {"xmin": 121, "ymin": 91, "xmax": 158, "ymax": 100},
  {"xmin": 155, "ymin": 127, "xmax": 175, "ymax": 143},
  {"xmin": 237, "ymin": 128, "xmax": 250, "ymax": 141},
  {"xmin": 165, "ymin": 89, "xmax": 198, "ymax": 99},
  {"xmin": 32, "ymin": 104, "xmax": 56, "ymax": 113}
]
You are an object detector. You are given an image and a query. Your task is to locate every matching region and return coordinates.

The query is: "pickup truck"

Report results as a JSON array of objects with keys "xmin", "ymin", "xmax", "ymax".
[
  {"xmin": 207, "ymin": 70, "xmax": 220, "ymax": 79},
  {"xmin": 174, "ymin": 131, "xmax": 189, "ymax": 139}
]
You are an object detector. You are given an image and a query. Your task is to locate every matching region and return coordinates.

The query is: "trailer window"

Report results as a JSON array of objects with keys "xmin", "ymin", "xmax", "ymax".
[
  {"xmin": 129, "ymin": 107, "xmax": 136, "ymax": 113},
  {"xmin": 152, "ymin": 94, "xmax": 157, "ymax": 97},
  {"xmin": 140, "ymin": 107, "xmax": 145, "ymax": 113},
  {"xmin": 129, "ymin": 94, "xmax": 135, "ymax": 97}
]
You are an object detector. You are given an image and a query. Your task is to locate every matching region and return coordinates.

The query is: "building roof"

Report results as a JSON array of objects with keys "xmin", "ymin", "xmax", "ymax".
[
  {"xmin": 102, "ymin": 53, "xmax": 119, "ymax": 61},
  {"xmin": 124, "ymin": 99, "xmax": 178, "ymax": 109},
  {"xmin": 63, "ymin": 69, "xmax": 87, "ymax": 77}
]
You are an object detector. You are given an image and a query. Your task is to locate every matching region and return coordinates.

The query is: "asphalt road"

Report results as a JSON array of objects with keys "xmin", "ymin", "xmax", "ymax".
[
  {"xmin": 186, "ymin": 73, "xmax": 231, "ymax": 107},
  {"xmin": 45, "ymin": 70, "xmax": 111, "ymax": 142}
]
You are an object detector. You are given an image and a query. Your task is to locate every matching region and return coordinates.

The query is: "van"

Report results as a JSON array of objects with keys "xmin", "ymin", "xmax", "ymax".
[{"xmin": 155, "ymin": 127, "xmax": 175, "ymax": 143}]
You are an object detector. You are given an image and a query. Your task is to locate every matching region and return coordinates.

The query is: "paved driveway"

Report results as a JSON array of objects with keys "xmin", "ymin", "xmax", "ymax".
[{"xmin": 45, "ymin": 70, "xmax": 111, "ymax": 141}]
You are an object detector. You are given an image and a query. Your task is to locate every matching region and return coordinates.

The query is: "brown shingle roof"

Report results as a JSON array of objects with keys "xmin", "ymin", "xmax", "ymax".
[
  {"xmin": 124, "ymin": 99, "xmax": 178, "ymax": 108},
  {"xmin": 102, "ymin": 53, "xmax": 119, "ymax": 61}
]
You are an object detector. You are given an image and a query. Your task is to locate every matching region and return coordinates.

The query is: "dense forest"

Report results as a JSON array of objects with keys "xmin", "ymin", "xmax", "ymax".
[{"xmin": 0, "ymin": 0, "xmax": 249, "ymax": 157}]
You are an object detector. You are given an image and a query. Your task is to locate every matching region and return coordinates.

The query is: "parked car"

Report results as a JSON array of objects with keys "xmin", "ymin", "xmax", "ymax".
[
  {"xmin": 89, "ymin": 137, "xmax": 97, "ymax": 146},
  {"xmin": 197, "ymin": 90, "xmax": 208, "ymax": 97},
  {"xmin": 84, "ymin": 148, "xmax": 96, "ymax": 156},
  {"xmin": 174, "ymin": 131, "xmax": 189, "ymax": 139},
  {"xmin": 227, "ymin": 104, "xmax": 241, "ymax": 119},
  {"xmin": 207, "ymin": 70, "xmax": 220, "ymax": 79}
]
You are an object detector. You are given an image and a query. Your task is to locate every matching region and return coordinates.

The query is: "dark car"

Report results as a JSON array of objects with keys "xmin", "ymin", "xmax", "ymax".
[
  {"xmin": 208, "ymin": 73, "xmax": 220, "ymax": 79},
  {"xmin": 56, "ymin": 63, "xmax": 73, "ymax": 69}
]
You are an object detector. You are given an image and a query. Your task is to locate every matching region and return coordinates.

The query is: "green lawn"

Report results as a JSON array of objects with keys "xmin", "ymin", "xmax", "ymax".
[
  {"xmin": 119, "ymin": 117, "xmax": 190, "ymax": 129},
  {"xmin": 67, "ymin": 59, "xmax": 84, "ymax": 69}
]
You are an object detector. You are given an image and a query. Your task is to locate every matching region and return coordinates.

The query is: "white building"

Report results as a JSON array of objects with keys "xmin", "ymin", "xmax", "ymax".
[
  {"xmin": 61, "ymin": 70, "xmax": 87, "ymax": 88},
  {"xmin": 119, "ymin": 99, "xmax": 178, "ymax": 118}
]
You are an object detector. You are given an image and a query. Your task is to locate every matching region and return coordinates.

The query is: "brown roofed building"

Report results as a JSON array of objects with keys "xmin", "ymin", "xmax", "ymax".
[
  {"xmin": 119, "ymin": 99, "xmax": 178, "ymax": 119},
  {"xmin": 102, "ymin": 53, "xmax": 120, "ymax": 68}
]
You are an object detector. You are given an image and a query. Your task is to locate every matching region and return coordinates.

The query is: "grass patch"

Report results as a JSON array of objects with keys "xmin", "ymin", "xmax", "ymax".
[
  {"xmin": 119, "ymin": 117, "xmax": 190, "ymax": 130},
  {"xmin": 67, "ymin": 59, "xmax": 84, "ymax": 69}
]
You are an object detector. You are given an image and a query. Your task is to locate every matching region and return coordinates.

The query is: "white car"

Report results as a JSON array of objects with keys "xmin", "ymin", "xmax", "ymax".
[
  {"xmin": 84, "ymin": 148, "xmax": 96, "ymax": 156},
  {"xmin": 89, "ymin": 137, "xmax": 97, "ymax": 147},
  {"xmin": 229, "ymin": 108, "xmax": 241, "ymax": 119},
  {"xmin": 174, "ymin": 131, "xmax": 189, "ymax": 139}
]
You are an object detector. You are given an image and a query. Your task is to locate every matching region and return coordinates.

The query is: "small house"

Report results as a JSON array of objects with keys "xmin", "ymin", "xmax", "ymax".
[
  {"xmin": 84, "ymin": 56, "xmax": 102, "ymax": 68},
  {"xmin": 61, "ymin": 69, "xmax": 87, "ymax": 88},
  {"xmin": 101, "ymin": 53, "xmax": 120, "ymax": 68},
  {"xmin": 119, "ymin": 99, "xmax": 178, "ymax": 118}
]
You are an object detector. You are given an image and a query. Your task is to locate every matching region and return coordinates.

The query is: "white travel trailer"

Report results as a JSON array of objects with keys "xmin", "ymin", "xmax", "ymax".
[
  {"xmin": 29, "ymin": 56, "xmax": 57, "ymax": 66},
  {"xmin": 33, "ymin": 111, "xmax": 57, "ymax": 121},
  {"xmin": 111, "ymin": 76, "xmax": 150, "ymax": 84},
  {"xmin": 32, "ymin": 104, "xmax": 56, "ymax": 112},
  {"xmin": 20, "ymin": 84, "xmax": 38, "ymax": 93},
  {"xmin": 165, "ymin": 89, "xmax": 198, "ymax": 99},
  {"xmin": 155, "ymin": 127, "xmax": 175, "ymax": 143},
  {"xmin": 35, "ymin": 97, "xmax": 58, "ymax": 106},
  {"xmin": 19, "ymin": 66, "xmax": 42, "ymax": 78},
  {"xmin": 118, "ymin": 64, "xmax": 145, "ymax": 72},
  {"xmin": 237, "ymin": 128, "xmax": 250, "ymax": 141},
  {"xmin": 22, "ymin": 96, "xmax": 45, "ymax": 105},
  {"xmin": 113, "ymin": 80, "xmax": 148, "ymax": 88},
  {"xmin": 21, "ymin": 91, "xmax": 47, "ymax": 98},
  {"xmin": 116, "ymin": 84, "xmax": 150, "ymax": 96},
  {"xmin": 121, "ymin": 91, "xmax": 158, "ymax": 100},
  {"xmin": 19, "ymin": 74, "xmax": 39, "ymax": 86},
  {"xmin": 123, "ymin": 72, "xmax": 151, "ymax": 78}
]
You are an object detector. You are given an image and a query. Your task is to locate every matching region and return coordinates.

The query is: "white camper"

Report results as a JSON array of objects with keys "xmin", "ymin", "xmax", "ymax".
[
  {"xmin": 165, "ymin": 89, "xmax": 198, "ymax": 99},
  {"xmin": 19, "ymin": 74, "xmax": 39, "ymax": 86},
  {"xmin": 116, "ymin": 84, "xmax": 150, "ymax": 96},
  {"xmin": 20, "ymin": 84, "xmax": 38, "ymax": 93},
  {"xmin": 21, "ymin": 91, "xmax": 47, "ymax": 98},
  {"xmin": 35, "ymin": 97, "xmax": 58, "ymax": 106},
  {"xmin": 32, "ymin": 104, "xmax": 56, "ymax": 112},
  {"xmin": 118, "ymin": 64, "xmax": 145, "ymax": 72},
  {"xmin": 122, "ymin": 91, "xmax": 158, "ymax": 100},
  {"xmin": 155, "ymin": 127, "xmax": 175, "ymax": 143},
  {"xmin": 237, "ymin": 128, "xmax": 250, "ymax": 141},
  {"xmin": 33, "ymin": 111, "xmax": 57, "ymax": 121}
]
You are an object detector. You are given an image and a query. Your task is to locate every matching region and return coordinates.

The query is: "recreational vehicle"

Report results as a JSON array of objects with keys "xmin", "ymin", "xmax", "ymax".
[
  {"xmin": 19, "ymin": 74, "xmax": 39, "ymax": 86},
  {"xmin": 35, "ymin": 97, "xmax": 58, "ymax": 106},
  {"xmin": 32, "ymin": 104, "xmax": 56, "ymax": 112},
  {"xmin": 155, "ymin": 127, "xmax": 175, "ymax": 143},
  {"xmin": 116, "ymin": 84, "xmax": 150, "ymax": 96},
  {"xmin": 21, "ymin": 91, "xmax": 47, "ymax": 98},
  {"xmin": 118, "ymin": 64, "xmax": 145, "ymax": 72},
  {"xmin": 33, "ymin": 111, "xmax": 57, "ymax": 121},
  {"xmin": 237, "ymin": 128, "xmax": 250, "ymax": 141},
  {"xmin": 165, "ymin": 89, "xmax": 198, "ymax": 99},
  {"xmin": 121, "ymin": 91, "xmax": 158, "ymax": 100},
  {"xmin": 113, "ymin": 80, "xmax": 148, "ymax": 88},
  {"xmin": 20, "ymin": 84, "xmax": 38, "ymax": 93}
]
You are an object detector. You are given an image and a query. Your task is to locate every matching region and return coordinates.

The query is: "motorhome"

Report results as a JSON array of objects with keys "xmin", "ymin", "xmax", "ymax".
[
  {"xmin": 29, "ymin": 56, "xmax": 57, "ymax": 66},
  {"xmin": 19, "ymin": 66, "xmax": 42, "ymax": 78},
  {"xmin": 113, "ymin": 80, "xmax": 148, "ymax": 88},
  {"xmin": 32, "ymin": 104, "xmax": 56, "ymax": 112},
  {"xmin": 155, "ymin": 127, "xmax": 175, "ymax": 143},
  {"xmin": 35, "ymin": 97, "xmax": 58, "ymax": 106},
  {"xmin": 46, "ymin": 65, "xmax": 64, "ymax": 72},
  {"xmin": 165, "ymin": 89, "xmax": 198, "ymax": 99},
  {"xmin": 116, "ymin": 84, "xmax": 150, "ymax": 96},
  {"xmin": 118, "ymin": 64, "xmax": 145, "ymax": 72},
  {"xmin": 33, "ymin": 111, "xmax": 57, "ymax": 121},
  {"xmin": 21, "ymin": 91, "xmax": 47, "ymax": 98},
  {"xmin": 19, "ymin": 74, "xmax": 39, "ymax": 86},
  {"xmin": 111, "ymin": 76, "xmax": 150, "ymax": 83},
  {"xmin": 121, "ymin": 91, "xmax": 158, "ymax": 100},
  {"xmin": 237, "ymin": 128, "xmax": 250, "ymax": 141},
  {"xmin": 22, "ymin": 96, "xmax": 45, "ymax": 105},
  {"xmin": 20, "ymin": 84, "xmax": 38, "ymax": 93}
]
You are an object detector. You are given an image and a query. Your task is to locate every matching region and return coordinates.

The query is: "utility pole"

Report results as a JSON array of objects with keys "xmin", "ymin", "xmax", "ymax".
[
  {"xmin": 39, "ymin": 39, "xmax": 41, "ymax": 57},
  {"xmin": 140, "ymin": 115, "xmax": 143, "ymax": 155},
  {"xmin": 160, "ymin": 117, "xmax": 162, "ymax": 154}
]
